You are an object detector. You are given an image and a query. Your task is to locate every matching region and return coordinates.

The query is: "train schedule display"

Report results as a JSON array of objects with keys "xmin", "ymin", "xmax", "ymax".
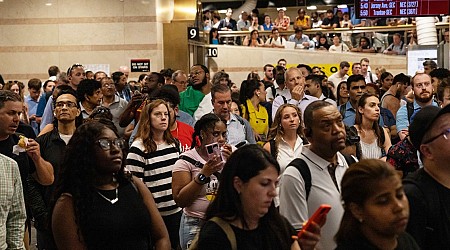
[{"xmin": 356, "ymin": 0, "xmax": 449, "ymax": 18}]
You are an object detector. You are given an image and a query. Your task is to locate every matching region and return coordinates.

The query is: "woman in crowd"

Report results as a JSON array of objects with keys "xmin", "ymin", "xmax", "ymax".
[
  {"xmin": 4, "ymin": 80, "xmax": 29, "ymax": 124},
  {"xmin": 335, "ymin": 159, "xmax": 419, "ymax": 249},
  {"xmin": 351, "ymin": 36, "xmax": 376, "ymax": 53},
  {"xmin": 351, "ymin": 93, "xmax": 391, "ymax": 160},
  {"xmin": 243, "ymin": 30, "xmax": 264, "ymax": 47},
  {"xmin": 52, "ymin": 121, "xmax": 170, "ymax": 249},
  {"xmin": 316, "ymin": 34, "xmax": 330, "ymax": 51},
  {"xmin": 126, "ymin": 99, "xmax": 182, "ymax": 249},
  {"xmin": 239, "ymin": 79, "xmax": 269, "ymax": 145},
  {"xmin": 262, "ymin": 15, "xmax": 274, "ymax": 31},
  {"xmin": 329, "ymin": 35, "xmax": 350, "ymax": 52},
  {"xmin": 274, "ymin": 8, "xmax": 290, "ymax": 31},
  {"xmin": 230, "ymin": 98, "xmax": 242, "ymax": 116},
  {"xmin": 172, "ymin": 113, "xmax": 232, "ymax": 250},
  {"xmin": 249, "ymin": 15, "xmax": 263, "ymax": 31},
  {"xmin": 336, "ymin": 81, "xmax": 349, "ymax": 106},
  {"xmin": 263, "ymin": 104, "xmax": 305, "ymax": 207},
  {"xmin": 197, "ymin": 144, "xmax": 321, "ymax": 250},
  {"xmin": 209, "ymin": 28, "xmax": 220, "ymax": 45}
]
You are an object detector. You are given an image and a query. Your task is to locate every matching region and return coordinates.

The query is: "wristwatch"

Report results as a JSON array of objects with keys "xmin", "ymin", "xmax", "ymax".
[{"xmin": 196, "ymin": 173, "xmax": 210, "ymax": 185}]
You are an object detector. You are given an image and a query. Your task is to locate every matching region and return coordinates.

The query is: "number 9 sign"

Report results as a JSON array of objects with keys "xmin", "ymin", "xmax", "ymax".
[{"xmin": 188, "ymin": 27, "xmax": 199, "ymax": 41}]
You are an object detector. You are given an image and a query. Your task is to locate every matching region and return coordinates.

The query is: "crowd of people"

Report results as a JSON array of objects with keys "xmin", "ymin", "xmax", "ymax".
[
  {"xmin": 1, "ymin": 31, "xmax": 450, "ymax": 250},
  {"xmin": 202, "ymin": 7, "xmax": 450, "ymax": 54}
]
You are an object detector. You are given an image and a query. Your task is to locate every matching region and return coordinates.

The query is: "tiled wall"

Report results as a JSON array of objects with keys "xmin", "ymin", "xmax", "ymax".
[{"xmin": 0, "ymin": 0, "xmax": 163, "ymax": 83}]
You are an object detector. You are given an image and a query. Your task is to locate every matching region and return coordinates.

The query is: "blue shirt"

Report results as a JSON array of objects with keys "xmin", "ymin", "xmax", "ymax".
[
  {"xmin": 339, "ymin": 101, "xmax": 385, "ymax": 127},
  {"xmin": 25, "ymin": 95, "xmax": 40, "ymax": 135},
  {"xmin": 40, "ymin": 95, "xmax": 54, "ymax": 131},
  {"xmin": 396, "ymin": 100, "xmax": 438, "ymax": 132},
  {"xmin": 262, "ymin": 23, "xmax": 273, "ymax": 31}
]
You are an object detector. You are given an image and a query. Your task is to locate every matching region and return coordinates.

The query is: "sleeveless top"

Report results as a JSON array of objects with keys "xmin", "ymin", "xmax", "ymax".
[
  {"xmin": 360, "ymin": 139, "xmax": 383, "ymax": 159},
  {"xmin": 84, "ymin": 181, "xmax": 153, "ymax": 249}
]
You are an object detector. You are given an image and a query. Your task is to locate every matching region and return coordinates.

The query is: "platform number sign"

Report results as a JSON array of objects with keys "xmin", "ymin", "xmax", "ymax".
[
  {"xmin": 206, "ymin": 47, "xmax": 218, "ymax": 57},
  {"xmin": 188, "ymin": 27, "xmax": 199, "ymax": 41}
]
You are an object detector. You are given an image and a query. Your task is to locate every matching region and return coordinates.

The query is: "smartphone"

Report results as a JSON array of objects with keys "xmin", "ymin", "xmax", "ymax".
[
  {"xmin": 205, "ymin": 142, "xmax": 223, "ymax": 161},
  {"xmin": 297, "ymin": 204, "xmax": 331, "ymax": 238}
]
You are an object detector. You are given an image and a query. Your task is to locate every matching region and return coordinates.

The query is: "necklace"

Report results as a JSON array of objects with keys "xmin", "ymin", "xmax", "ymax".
[{"xmin": 97, "ymin": 188, "xmax": 118, "ymax": 204}]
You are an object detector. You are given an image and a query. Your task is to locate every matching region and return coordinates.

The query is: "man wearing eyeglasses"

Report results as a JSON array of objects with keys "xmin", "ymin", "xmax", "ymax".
[
  {"xmin": 0, "ymin": 90, "xmax": 54, "ymax": 249},
  {"xmin": 404, "ymin": 105, "xmax": 450, "ymax": 250},
  {"xmin": 396, "ymin": 72, "xmax": 438, "ymax": 140},
  {"xmin": 100, "ymin": 77, "xmax": 128, "ymax": 137},
  {"xmin": 179, "ymin": 64, "xmax": 211, "ymax": 117},
  {"xmin": 29, "ymin": 86, "xmax": 80, "ymax": 249}
]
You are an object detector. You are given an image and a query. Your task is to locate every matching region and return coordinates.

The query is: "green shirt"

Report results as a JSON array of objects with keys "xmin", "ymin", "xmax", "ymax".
[{"xmin": 179, "ymin": 86, "xmax": 205, "ymax": 117}]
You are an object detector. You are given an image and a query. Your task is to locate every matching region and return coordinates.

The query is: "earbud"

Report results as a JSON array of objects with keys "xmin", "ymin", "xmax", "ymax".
[{"xmin": 53, "ymin": 112, "xmax": 56, "ymax": 116}]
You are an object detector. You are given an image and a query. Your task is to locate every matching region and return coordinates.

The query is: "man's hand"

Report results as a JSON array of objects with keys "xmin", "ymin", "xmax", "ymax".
[
  {"xmin": 26, "ymin": 138, "xmax": 42, "ymax": 162},
  {"xmin": 291, "ymin": 84, "xmax": 304, "ymax": 101}
]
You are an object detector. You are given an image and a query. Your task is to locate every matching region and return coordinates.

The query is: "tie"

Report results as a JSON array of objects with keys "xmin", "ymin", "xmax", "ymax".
[{"xmin": 328, "ymin": 163, "xmax": 340, "ymax": 192}]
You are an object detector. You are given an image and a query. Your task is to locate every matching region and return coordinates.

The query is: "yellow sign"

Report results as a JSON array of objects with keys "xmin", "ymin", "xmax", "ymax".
[{"xmin": 285, "ymin": 63, "xmax": 355, "ymax": 77}]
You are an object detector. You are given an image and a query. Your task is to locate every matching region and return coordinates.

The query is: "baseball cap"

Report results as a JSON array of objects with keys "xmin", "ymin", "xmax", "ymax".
[{"xmin": 409, "ymin": 105, "xmax": 450, "ymax": 150}]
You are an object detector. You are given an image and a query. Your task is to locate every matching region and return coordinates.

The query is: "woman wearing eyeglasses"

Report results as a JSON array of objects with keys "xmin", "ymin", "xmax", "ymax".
[
  {"xmin": 51, "ymin": 121, "xmax": 170, "ymax": 249},
  {"xmin": 126, "ymin": 99, "xmax": 182, "ymax": 249},
  {"xmin": 172, "ymin": 113, "xmax": 233, "ymax": 250}
]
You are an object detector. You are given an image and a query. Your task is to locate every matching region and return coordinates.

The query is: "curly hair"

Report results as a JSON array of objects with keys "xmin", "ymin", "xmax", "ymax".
[
  {"xmin": 50, "ymin": 122, "xmax": 130, "ymax": 245},
  {"xmin": 191, "ymin": 113, "xmax": 222, "ymax": 149},
  {"xmin": 135, "ymin": 99, "xmax": 175, "ymax": 152}
]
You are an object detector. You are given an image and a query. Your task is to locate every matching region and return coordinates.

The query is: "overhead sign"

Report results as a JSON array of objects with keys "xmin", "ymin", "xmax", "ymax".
[
  {"xmin": 356, "ymin": 0, "xmax": 449, "ymax": 18},
  {"xmin": 130, "ymin": 59, "xmax": 150, "ymax": 72}
]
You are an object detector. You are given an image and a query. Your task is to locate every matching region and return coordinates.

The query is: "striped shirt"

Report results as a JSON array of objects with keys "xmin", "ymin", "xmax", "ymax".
[
  {"xmin": 127, "ymin": 140, "xmax": 181, "ymax": 216},
  {"xmin": 0, "ymin": 153, "xmax": 26, "ymax": 250}
]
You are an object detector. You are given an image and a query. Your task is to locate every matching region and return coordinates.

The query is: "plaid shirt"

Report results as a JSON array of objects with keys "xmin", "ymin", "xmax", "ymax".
[{"xmin": 0, "ymin": 153, "xmax": 26, "ymax": 250}]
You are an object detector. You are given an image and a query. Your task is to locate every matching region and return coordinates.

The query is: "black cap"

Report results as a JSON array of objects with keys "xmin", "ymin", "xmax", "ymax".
[{"xmin": 409, "ymin": 105, "xmax": 450, "ymax": 150}]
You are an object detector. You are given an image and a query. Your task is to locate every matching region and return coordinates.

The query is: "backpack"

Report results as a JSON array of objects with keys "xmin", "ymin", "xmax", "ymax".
[
  {"xmin": 189, "ymin": 217, "xmax": 237, "ymax": 250},
  {"xmin": 403, "ymin": 168, "xmax": 449, "ymax": 249},
  {"xmin": 286, "ymin": 154, "xmax": 356, "ymax": 200},
  {"xmin": 406, "ymin": 101, "xmax": 414, "ymax": 124}
]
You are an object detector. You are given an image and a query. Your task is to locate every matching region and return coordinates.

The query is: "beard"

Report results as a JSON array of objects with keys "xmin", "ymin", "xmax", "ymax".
[
  {"xmin": 414, "ymin": 91, "xmax": 433, "ymax": 103},
  {"xmin": 191, "ymin": 77, "xmax": 208, "ymax": 91}
]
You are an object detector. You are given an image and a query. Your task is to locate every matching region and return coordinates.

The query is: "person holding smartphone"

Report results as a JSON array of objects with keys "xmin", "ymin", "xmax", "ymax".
[{"xmin": 172, "ymin": 114, "xmax": 233, "ymax": 250}]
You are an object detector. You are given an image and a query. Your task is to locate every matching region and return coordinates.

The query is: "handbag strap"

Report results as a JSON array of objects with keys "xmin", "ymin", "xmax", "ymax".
[{"xmin": 210, "ymin": 217, "xmax": 237, "ymax": 250}]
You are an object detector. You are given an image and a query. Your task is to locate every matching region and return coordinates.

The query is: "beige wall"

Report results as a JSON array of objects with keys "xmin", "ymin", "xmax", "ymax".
[{"xmin": 0, "ymin": 0, "xmax": 163, "ymax": 84}]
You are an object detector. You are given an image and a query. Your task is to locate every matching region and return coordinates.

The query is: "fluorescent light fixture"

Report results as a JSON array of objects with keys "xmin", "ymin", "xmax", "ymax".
[
  {"xmin": 218, "ymin": 9, "xmax": 227, "ymax": 14},
  {"xmin": 337, "ymin": 4, "xmax": 348, "ymax": 8},
  {"xmin": 307, "ymin": 6, "xmax": 317, "ymax": 10},
  {"xmin": 45, "ymin": 2, "xmax": 52, "ymax": 6}
]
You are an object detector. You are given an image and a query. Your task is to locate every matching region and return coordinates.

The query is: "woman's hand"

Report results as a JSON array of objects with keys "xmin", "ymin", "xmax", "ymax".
[
  {"xmin": 298, "ymin": 221, "xmax": 322, "ymax": 250},
  {"xmin": 201, "ymin": 155, "xmax": 224, "ymax": 176},
  {"xmin": 221, "ymin": 144, "xmax": 233, "ymax": 161}
]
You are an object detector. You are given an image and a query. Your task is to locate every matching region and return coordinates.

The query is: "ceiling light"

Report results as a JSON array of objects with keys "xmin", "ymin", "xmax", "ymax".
[
  {"xmin": 337, "ymin": 4, "xmax": 348, "ymax": 8},
  {"xmin": 307, "ymin": 6, "xmax": 317, "ymax": 10}
]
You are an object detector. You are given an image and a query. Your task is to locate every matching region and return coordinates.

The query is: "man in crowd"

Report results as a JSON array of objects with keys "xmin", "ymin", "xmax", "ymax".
[
  {"xmin": 338, "ymin": 74, "xmax": 367, "ymax": 126},
  {"xmin": 430, "ymin": 68, "xmax": 450, "ymax": 97},
  {"xmin": 351, "ymin": 62, "xmax": 362, "ymax": 75},
  {"xmin": 321, "ymin": 9, "xmax": 340, "ymax": 29},
  {"xmin": 328, "ymin": 61, "xmax": 350, "ymax": 96},
  {"xmin": 263, "ymin": 64, "xmax": 274, "ymax": 84},
  {"xmin": 100, "ymin": 77, "xmax": 128, "ymax": 137},
  {"xmin": 179, "ymin": 64, "xmax": 211, "ymax": 117},
  {"xmin": 288, "ymin": 28, "xmax": 314, "ymax": 49},
  {"xmin": 381, "ymin": 73, "xmax": 410, "ymax": 119},
  {"xmin": 112, "ymin": 71, "xmax": 131, "ymax": 102},
  {"xmin": 383, "ymin": 33, "xmax": 406, "ymax": 55},
  {"xmin": 423, "ymin": 60, "xmax": 437, "ymax": 75},
  {"xmin": 272, "ymin": 67, "xmax": 318, "ymax": 120},
  {"xmin": 77, "ymin": 79, "xmax": 103, "ymax": 119},
  {"xmin": 0, "ymin": 153, "xmax": 26, "ymax": 250},
  {"xmin": 94, "ymin": 71, "xmax": 107, "ymax": 81},
  {"xmin": 277, "ymin": 58, "xmax": 287, "ymax": 69},
  {"xmin": 396, "ymin": 72, "xmax": 437, "ymax": 140},
  {"xmin": 266, "ymin": 66, "xmax": 289, "ymax": 103},
  {"xmin": 405, "ymin": 105, "xmax": 450, "ymax": 249},
  {"xmin": 280, "ymin": 101, "xmax": 350, "ymax": 250},
  {"xmin": 305, "ymin": 75, "xmax": 336, "ymax": 106},
  {"xmin": 171, "ymin": 70, "xmax": 188, "ymax": 93},
  {"xmin": 212, "ymin": 84, "xmax": 255, "ymax": 146},
  {"xmin": 297, "ymin": 64, "xmax": 312, "ymax": 78},
  {"xmin": 25, "ymin": 78, "xmax": 42, "ymax": 135},
  {"xmin": 0, "ymin": 90, "xmax": 54, "ymax": 248},
  {"xmin": 437, "ymin": 77, "xmax": 450, "ymax": 108},
  {"xmin": 30, "ymin": 86, "xmax": 79, "ymax": 249},
  {"xmin": 265, "ymin": 27, "xmax": 286, "ymax": 48},
  {"xmin": 360, "ymin": 58, "xmax": 378, "ymax": 83}
]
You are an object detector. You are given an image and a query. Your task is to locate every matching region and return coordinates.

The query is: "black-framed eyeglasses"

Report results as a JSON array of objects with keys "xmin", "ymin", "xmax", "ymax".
[
  {"xmin": 96, "ymin": 138, "xmax": 126, "ymax": 150},
  {"xmin": 423, "ymin": 128, "xmax": 450, "ymax": 144},
  {"xmin": 66, "ymin": 63, "xmax": 84, "ymax": 75}
]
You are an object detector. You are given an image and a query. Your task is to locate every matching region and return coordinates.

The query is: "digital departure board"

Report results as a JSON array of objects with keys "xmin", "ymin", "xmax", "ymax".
[{"xmin": 356, "ymin": 0, "xmax": 450, "ymax": 18}]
